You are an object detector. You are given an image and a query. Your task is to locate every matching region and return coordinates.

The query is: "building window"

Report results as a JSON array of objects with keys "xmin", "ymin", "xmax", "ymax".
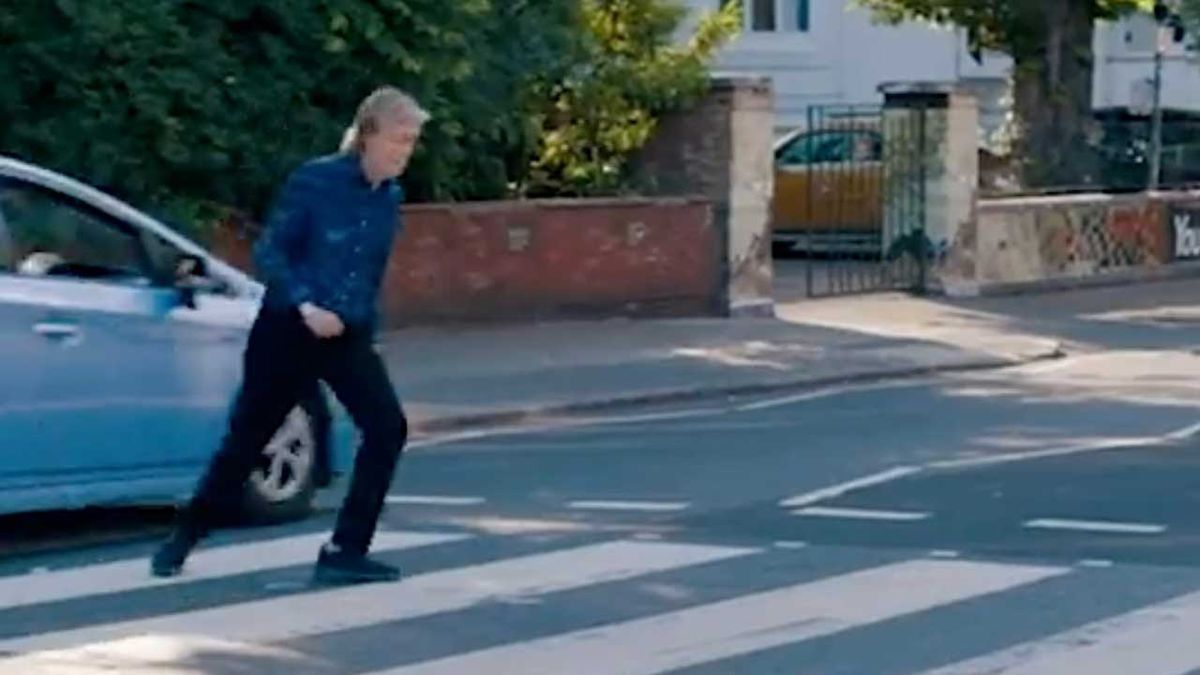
[
  {"xmin": 791, "ymin": 0, "xmax": 809, "ymax": 31},
  {"xmin": 751, "ymin": 0, "xmax": 776, "ymax": 31},
  {"xmin": 725, "ymin": 0, "xmax": 809, "ymax": 33}
]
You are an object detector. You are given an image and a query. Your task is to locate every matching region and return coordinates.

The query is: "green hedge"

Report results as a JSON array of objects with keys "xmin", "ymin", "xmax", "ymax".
[
  {"xmin": 0, "ymin": 0, "xmax": 735, "ymax": 237},
  {"xmin": 0, "ymin": 0, "xmax": 578, "ymax": 234}
]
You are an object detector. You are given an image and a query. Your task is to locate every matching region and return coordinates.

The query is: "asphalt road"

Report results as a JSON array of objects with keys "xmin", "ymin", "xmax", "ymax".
[{"xmin": 4, "ymin": 341, "xmax": 1200, "ymax": 674}]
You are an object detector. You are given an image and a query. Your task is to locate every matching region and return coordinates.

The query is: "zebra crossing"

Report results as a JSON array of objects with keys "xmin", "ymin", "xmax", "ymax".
[{"xmin": 3, "ymin": 527, "xmax": 1200, "ymax": 674}]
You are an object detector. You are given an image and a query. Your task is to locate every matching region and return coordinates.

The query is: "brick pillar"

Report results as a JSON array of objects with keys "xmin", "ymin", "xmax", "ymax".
[{"xmin": 632, "ymin": 76, "xmax": 776, "ymax": 317}]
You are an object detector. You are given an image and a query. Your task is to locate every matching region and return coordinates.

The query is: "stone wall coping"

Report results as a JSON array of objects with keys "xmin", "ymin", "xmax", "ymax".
[
  {"xmin": 401, "ymin": 195, "xmax": 711, "ymax": 214},
  {"xmin": 978, "ymin": 189, "xmax": 1200, "ymax": 212}
]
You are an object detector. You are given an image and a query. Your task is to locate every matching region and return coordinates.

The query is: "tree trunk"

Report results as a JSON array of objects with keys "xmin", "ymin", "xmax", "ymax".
[{"xmin": 1011, "ymin": 0, "xmax": 1097, "ymax": 190}]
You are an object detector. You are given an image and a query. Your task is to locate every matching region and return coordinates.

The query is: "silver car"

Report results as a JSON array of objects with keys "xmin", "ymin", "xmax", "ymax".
[{"xmin": 0, "ymin": 155, "xmax": 345, "ymax": 521}]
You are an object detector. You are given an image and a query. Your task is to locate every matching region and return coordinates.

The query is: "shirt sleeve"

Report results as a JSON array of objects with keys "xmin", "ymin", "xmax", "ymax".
[{"xmin": 253, "ymin": 167, "xmax": 314, "ymax": 307}]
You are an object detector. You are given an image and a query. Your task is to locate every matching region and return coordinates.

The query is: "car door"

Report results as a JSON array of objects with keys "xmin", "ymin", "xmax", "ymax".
[
  {"xmin": 774, "ymin": 130, "xmax": 849, "ymax": 234},
  {"xmin": 0, "ymin": 176, "xmax": 190, "ymax": 480},
  {"xmin": 833, "ymin": 129, "xmax": 883, "ymax": 236},
  {"xmin": 0, "ymin": 197, "xmax": 70, "ymax": 486},
  {"xmin": 773, "ymin": 129, "xmax": 883, "ymax": 244},
  {"xmin": 137, "ymin": 228, "xmax": 255, "ymax": 467},
  {"xmin": 139, "ymin": 227, "xmax": 338, "ymax": 512}
]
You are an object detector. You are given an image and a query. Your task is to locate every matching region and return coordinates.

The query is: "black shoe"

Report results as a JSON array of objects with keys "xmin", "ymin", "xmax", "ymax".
[
  {"xmin": 313, "ymin": 545, "xmax": 401, "ymax": 585},
  {"xmin": 151, "ymin": 527, "xmax": 200, "ymax": 578}
]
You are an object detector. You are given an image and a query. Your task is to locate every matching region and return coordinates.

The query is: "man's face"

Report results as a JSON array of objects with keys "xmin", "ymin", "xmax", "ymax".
[{"xmin": 363, "ymin": 117, "xmax": 421, "ymax": 180}]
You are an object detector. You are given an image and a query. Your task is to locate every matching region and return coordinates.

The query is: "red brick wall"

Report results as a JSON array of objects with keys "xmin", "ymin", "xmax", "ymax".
[{"xmin": 213, "ymin": 197, "xmax": 720, "ymax": 326}]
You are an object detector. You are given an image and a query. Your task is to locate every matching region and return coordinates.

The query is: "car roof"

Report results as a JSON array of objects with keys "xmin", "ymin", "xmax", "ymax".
[{"xmin": 0, "ymin": 154, "xmax": 258, "ymax": 294}]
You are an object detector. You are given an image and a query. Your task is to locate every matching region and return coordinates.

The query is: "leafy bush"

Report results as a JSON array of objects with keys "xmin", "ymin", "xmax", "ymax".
[
  {"xmin": 0, "ymin": 0, "xmax": 735, "ymax": 237},
  {"xmin": 0, "ymin": 0, "xmax": 577, "ymax": 234},
  {"xmin": 523, "ymin": 0, "xmax": 741, "ymax": 197}
]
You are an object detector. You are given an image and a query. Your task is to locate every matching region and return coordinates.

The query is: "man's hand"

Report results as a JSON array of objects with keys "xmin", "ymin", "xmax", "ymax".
[{"xmin": 299, "ymin": 302, "xmax": 345, "ymax": 339}]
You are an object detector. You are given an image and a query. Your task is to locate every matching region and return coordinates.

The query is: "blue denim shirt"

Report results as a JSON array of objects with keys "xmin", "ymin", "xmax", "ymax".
[{"xmin": 254, "ymin": 153, "xmax": 404, "ymax": 331}]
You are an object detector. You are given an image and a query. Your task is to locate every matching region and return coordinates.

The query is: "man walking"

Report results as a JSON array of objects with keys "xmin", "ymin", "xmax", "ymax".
[{"xmin": 151, "ymin": 86, "xmax": 428, "ymax": 584}]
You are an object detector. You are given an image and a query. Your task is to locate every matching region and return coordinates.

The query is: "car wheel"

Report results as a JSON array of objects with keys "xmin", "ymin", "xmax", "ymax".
[{"xmin": 241, "ymin": 405, "xmax": 319, "ymax": 524}]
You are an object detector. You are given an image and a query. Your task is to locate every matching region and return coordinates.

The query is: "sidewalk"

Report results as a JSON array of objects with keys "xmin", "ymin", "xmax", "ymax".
[{"xmin": 380, "ymin": 292, "xmax": 1066, "ymax": 435}]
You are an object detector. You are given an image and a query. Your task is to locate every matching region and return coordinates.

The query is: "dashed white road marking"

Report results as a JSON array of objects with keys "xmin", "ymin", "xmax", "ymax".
[
  {"xmin": 386, "ymin": 495, "xmax": 486, "ymax": 506},
  {"xmin": 793, "ymin": 506, "xmax": 931, "ymax": 522},
  {"xmin": 567, "ymin": 500, "xmax": 691, "ymax": 512},
  {"xmin": 773, "ymin": 540, "xmax": 808, "ymax": 550},
  {"xmin": 1024, "ymin": 519, "xmax": 1166, "ymax": 535}
]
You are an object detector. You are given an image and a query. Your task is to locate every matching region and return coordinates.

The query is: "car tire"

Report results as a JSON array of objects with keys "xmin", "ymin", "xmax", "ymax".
[{"xmin": 239, "ymin": 398, "xmax": 328, "ymax": 525}]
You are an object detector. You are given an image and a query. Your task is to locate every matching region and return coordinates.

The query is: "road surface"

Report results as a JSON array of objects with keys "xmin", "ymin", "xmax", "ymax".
[{"xmin": 4, "ymin": 336, "xmax": 1200, "ymax": 673}]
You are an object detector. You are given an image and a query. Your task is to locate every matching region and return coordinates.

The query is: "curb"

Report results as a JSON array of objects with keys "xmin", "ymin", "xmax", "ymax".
[
  {"xmin": 943, "ymin": 261, "xmax": 1200, "ymax": 298},
  {"xmin": 409, "ymin": 344, "xmax": 1067, "ymax": 437}
]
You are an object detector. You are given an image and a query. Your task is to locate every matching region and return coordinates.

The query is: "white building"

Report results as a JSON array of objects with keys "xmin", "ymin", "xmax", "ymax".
[
  {"xmin": 684, "ymin": 0, "xmax": 1200, "ymax": 137},
  {"xmin": 1095, "ymin": 13, "xmax": 1200, "ymax": 114}
]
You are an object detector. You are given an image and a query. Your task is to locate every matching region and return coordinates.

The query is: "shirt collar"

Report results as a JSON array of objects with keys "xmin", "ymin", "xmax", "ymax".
[{"xmin": 338, "ymin": 152, "xmax": 397, "ymax": 192}]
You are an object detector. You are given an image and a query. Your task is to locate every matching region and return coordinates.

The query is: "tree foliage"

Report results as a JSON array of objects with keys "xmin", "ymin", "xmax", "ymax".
[
  {"xmin": 0, "ymin": 0, "xmax": 579, "ymax": 233},
  {"xmin": 0, "ymin": 0, "xmax": 737, "ymax": 235},
  {"xmin": 1184, "ymin": 0, "xmax": 1200, "ymax": 45},
  {"xmin": 857, "ymin": 0, "xmax": 1153, "ymax": 189},
  {"xmin": 859, "ymin": 0, "xmax": 1149, "ymax": 52},
  {"xmin": 518, "ymin": 0, "xmax": 741, "ymax": 197}
]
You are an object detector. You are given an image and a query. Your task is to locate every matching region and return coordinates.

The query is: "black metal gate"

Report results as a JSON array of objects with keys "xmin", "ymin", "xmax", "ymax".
[{"xmin": 772, "ymin": 102, "xmax": 935, "ymax": 297}]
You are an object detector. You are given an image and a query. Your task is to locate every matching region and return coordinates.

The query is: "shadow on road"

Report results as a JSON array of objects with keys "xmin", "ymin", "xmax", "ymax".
[{"xmin": 0, "ymin": 506, "xmax": 175, "ymax": 560}]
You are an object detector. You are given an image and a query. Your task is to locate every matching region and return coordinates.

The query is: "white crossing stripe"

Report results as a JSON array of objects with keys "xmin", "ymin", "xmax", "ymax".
[
  {"xmin": 567, "ymin": 500, "xmax": 690, "ymax": 512},
  {"xmin": 793, "ymin": 506, "xmax": 931, "ymax": 521},
  {"xmin": 366, "ymin": 559, "xmax": 1067, "ymax": 675},
  {"xmin": 0, "ymin": 540, "xmax": 757, "ymax": 655},
  {"xmin": 922, "ymin": 589, "xmax": 1200, "ymax": 675},
  {"xmin": 0, "ymin": 635, "xmax": 308, "ymax": 675},
  {"xmin": 386, "ymin": 495, "xmax": 486, "ymax": 506},
  {"xmin": 0, "ymin": 531, "xmax": 465, "ymax": 612},
  {"xmin": 1024, "ymin": 518, "xmax": 1166, "ymax": 534}
]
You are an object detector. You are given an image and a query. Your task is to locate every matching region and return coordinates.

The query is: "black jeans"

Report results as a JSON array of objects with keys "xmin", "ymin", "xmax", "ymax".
[{"xmin": 184, "ymin": 307, "xmax": 407, "ymax": 555}]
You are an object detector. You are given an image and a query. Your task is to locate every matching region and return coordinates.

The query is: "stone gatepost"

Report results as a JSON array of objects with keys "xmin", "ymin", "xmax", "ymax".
[
  {"xmin": 879, "ymin": 82, "xmax": 980, "ymax": 293},
  {"xmin": 633, "ymin": 76, "xmax": 776, "ymax": 317}
]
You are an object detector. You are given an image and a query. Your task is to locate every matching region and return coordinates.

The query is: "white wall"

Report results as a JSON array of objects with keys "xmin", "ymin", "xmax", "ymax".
[
  {"xmin": 1094, "ymin": 15, "xmax": 1200, "ymax": 112},
  {"xmin": 683, "ymin": 0, "xmax": 1200, "ymax": 135},
  {"xmin": 684, "ymin": 0, "xmax": 1009, "ymax": 133}
]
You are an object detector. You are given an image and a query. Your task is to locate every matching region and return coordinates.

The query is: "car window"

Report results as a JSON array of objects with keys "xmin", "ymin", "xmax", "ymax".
[
  {"xmin": 0, "ymin": 178, "xmax": 152, "ymax": 285},
  {"xmin": 848, "ymin": 131, "xmax": 883, "ymax": 162},
  {"xmin": 777, "ymin": 130, "xmax": 882, "ymax": 165},
  {"xmin": 777, "ymin": 132, "xmax": 844, "ymax": 165},
  {"xmin": 142, "ymin": 229, "xmax": 188, "ymax": 281},
  {"xmin": 141, "ymin": 229, "xmax": 232, "ymax": 297}
]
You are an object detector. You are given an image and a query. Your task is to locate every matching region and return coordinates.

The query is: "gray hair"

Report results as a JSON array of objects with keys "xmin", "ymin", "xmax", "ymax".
[{"xmin": 339, "ymin": 86, "xmax": 430, "ymax": 153}]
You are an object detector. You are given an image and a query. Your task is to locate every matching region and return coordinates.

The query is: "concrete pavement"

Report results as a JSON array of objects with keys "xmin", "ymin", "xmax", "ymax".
[
  {"xmin": 386, "ymin": 266, "xmax": 1200, "ymax": 436},
  {"xmin": 381, "ymin": 314, "xmax": 1059, "ymax": 435}
]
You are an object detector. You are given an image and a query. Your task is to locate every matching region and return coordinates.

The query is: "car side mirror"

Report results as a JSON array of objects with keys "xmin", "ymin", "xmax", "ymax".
[{"xmin": 173, "ymin": 253, "xmax": 218, "ymax": 309}]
